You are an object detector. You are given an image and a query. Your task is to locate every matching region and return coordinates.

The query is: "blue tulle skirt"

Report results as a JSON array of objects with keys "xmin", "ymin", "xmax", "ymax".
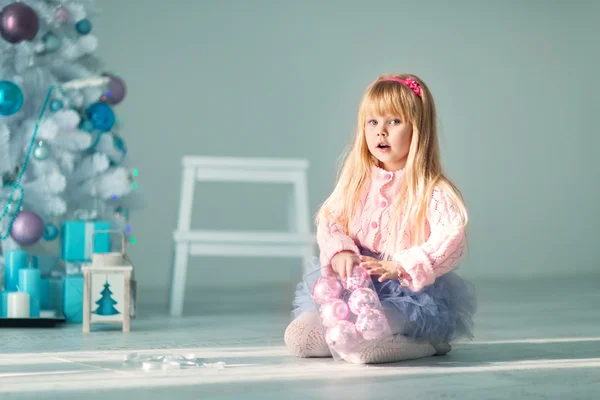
[{"xmin": 292, "ymin": 248, "xmax": 477, "ymax": 343}]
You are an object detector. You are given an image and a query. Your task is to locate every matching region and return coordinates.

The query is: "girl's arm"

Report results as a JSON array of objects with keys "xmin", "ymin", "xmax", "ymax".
[
  {"xmin": 316, "ymin": 210, "xmax": 360, "ymax": 270},
  {"xmin": 392, "ymin": 187, "xmax": 467, "ymax": 291}
]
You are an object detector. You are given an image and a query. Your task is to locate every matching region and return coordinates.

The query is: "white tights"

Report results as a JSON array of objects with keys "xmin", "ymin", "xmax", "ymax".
[{"xmin": 284, "ymin": 311, "xmax": 449, "ymax": 364}]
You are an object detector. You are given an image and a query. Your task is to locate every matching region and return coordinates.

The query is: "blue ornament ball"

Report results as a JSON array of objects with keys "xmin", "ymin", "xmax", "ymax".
[
  {"xmin": 75, "ymin": 19, "xmax": 92, "ymax": 35},
  {"xmin": 85, "ymin": 102, "xmax": 115, "ymax": 132},
  {"xmin": 50, "ymin": 99, "xmax": 63, "ymax": 111},
  {"xmin": 43, "ymin": 222, "xmax": 59, "ymax": 241},
  {"xmin": 0, "ymin": 80, "xmax": 24, "ymax": 116}
]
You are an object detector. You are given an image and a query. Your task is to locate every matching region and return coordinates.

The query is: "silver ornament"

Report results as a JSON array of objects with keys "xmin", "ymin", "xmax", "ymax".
[{"xmin": 33, "ymin": 141, "xmax": 50, "ymax": 160}]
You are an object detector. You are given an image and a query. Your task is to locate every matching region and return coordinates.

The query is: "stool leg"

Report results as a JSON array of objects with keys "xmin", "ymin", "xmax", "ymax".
[
  {"xmin": 170, "ymin": 243, "xmax": 189, "ymax": 317},
  {"xmin": 303, "ymin": 245, "xmax": 314, "ymax": 274},
  {"xmin": 123, "ymin": 271, "xmax": 131, "ymax": 333},
  {"xmin": 82, "ymin": 271, "xmax": 91, "ymax": 333}
]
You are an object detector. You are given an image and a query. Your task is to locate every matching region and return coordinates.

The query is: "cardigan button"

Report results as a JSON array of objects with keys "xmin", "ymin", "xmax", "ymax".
[{"xmin": 371, "ymin": 221, "xmax": 378, "ymax": 229}]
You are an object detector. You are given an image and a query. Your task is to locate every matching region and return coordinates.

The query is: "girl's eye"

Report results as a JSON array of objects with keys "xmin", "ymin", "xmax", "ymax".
[
  {"xmin": 368, "ymin": 120, "xmax": 377, "ymax": 126},
  {"xmin": 391, "ymin": 119, "xmax": 401, "ymax": 125}
]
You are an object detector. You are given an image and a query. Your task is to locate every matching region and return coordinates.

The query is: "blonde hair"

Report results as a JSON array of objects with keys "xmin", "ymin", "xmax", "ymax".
[{"xmin": 316, "ymin": 73, "xmax": 468, "ymax": 259}]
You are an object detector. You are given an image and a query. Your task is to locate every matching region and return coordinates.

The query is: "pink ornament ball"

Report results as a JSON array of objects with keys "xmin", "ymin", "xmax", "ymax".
[
  {"xmin": 344, "ymin": 266, "xmax": 371, "ymax": 291},
  {"xmin": 10, "ymin": 210, "xmax": 44, "ymax": 246},
  {"xmin": 325, "ymin": 320, "xmax": 360, "ymax": 352},
  {"xmin": 55, "ymin": 6, "xmax": 70, "ymax": 24},
  {"xmin": 312, "ymin": 276, "xmax": 343, "ymax": 305},
  {"xmin": 347, "ymin": 287, "xmax": 379, "ymax": 315},
  {"xmin": 355, "ymin": 308, "xmax": 390, "ymax": 340},
  {"xmin": 319, "ymin": 299, "xmax": 350, "ymax": 327}
]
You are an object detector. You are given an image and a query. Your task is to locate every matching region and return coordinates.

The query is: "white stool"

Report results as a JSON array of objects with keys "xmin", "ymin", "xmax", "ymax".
[{"xmin": 169, "ymin": 156, "xmax": 316, "ymax": 317}]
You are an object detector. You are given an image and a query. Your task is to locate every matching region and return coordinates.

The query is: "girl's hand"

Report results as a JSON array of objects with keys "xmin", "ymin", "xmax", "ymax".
[
  {"xmin": 331, "ymin": 251, "xmax": 361, "ymax": 280},
  {"xmin": 359, "ymin": 255, "xmax": 403, "ymax": 282}
]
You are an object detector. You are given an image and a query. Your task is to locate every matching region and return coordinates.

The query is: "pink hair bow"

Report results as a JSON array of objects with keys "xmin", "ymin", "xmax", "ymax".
[{"xmin": 380, "ymin": 77, "xmax": 422, "ymax": 97}]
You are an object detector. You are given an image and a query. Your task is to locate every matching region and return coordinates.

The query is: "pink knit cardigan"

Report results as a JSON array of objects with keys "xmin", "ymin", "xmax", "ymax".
[{"xmin": 317, "ymin": 166, "xmax": 466, "ymax": 292}]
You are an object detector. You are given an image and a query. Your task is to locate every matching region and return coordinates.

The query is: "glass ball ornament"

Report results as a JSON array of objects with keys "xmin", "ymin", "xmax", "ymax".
[
  {"xmin": 85, "ymin": 102, "xmax": 115, "ymax": 132},
  {"xmin": 0, "ymin": 2, "xmax": 39, "ymax": 44},
  {"xmin": 320, "ymin": 299, "xmax": 350, "ymax": 328},
  {"xmin": 355, "ymin": 308, "xmax": 390, "ymax": 340},
  {"xmin": 347, "ymin": 287, "xmax": 379, "ymax": 315},
  {"xmin": 344, "ymin": 266, "xmax": 371, "ymax": 291},
  {"xmin": 10, "ymin": 210, "xmax": 45, "ymax": 246},
  {"xmin": 42, "ymin": 32, "xmax": 61, "ymax": 53},
  {"xmin": 75, "ymin": 19, "xmax": 92, "ymax": 35},
  {"xmin": 50, "ymin": 99, "xmax": 63, "ymax": 111},
  {"xmin": 0, "ymin": 80, "xmax": 24, "ymax": 116},
  {"xmin": 33, "ymin": 141, "xmax": 50, "ymax": 161},
  {"xmin": 312, "ymin": 276, "xmax": 344, "ymax": 305},
  {"xmin": 43, "ymin": 222, "xmax": 59, "ymax": 241},
  {"xmin": 325, "ymin": 320, "xmax": 361, "ymax": 353},
  {"xmin": 100, "ymin": 74, "xmax": 126, "ymax": 105}
]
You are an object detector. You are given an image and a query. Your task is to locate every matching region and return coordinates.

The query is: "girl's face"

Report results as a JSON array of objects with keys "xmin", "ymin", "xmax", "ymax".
[{"xmin": 365, "ymin": 114, "xmax": 413, "ymax": 171}]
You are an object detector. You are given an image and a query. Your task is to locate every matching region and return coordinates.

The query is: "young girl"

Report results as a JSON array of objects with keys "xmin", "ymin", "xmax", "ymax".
[{"xmin": 284, "ymin": 73, "xmax": 476, "ymax": 364}]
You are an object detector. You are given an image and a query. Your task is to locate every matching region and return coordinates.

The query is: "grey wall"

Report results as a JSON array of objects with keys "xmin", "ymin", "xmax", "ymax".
[{"xmin": 93, "ymin": 0, "xmax": 599, "ymax": 307}]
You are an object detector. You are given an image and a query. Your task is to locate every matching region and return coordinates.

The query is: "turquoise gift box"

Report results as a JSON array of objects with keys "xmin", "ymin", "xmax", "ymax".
[
  {"xmin": 63, "ymin": 275, "xmax": 84, "ymax": 323},
  {"xmin": 61, "ymin": 220, "xmax": 111, "ymax": 262},
  {"xmin": 40, "ymin": 277, "xmax": 64, "ymax": 313}
]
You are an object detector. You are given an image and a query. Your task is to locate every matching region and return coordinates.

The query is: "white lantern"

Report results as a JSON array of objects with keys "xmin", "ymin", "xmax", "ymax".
[{"xmin": 82, "ymin": 230, "xmax": 133, "ymax": 333}]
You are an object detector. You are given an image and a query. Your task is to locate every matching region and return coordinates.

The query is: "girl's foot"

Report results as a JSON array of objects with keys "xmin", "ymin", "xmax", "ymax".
[{"xmin": 284, "ymin": 311, "xmax": 332, "ymax": 358}]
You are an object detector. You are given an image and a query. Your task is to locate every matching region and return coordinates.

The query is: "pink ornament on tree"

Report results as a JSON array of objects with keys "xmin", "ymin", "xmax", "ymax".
[
  {"xmin": 344, "ymin": 266, "xmax": 370, "ymax": 291},
  {"xmin": 355, "ymin": 308, "xmax": 390, "ymax": 340},
  {"xmin": 55, "ymin": 6, "xmax": 70, "ymax": 24},
  {"xmin": 325, "ymin": 320, "xmax": 360, "ymax": 352},
  {"xmin": 319, "ymin": 299, "xmax": 350, "ymax": 327},
  {"xmin": 312, "ymin": 276, "xmax": 343, "ymax": 304},
  {"xmin": 347, "ymin": 287, "xmax": 379, "ymax": 315}
]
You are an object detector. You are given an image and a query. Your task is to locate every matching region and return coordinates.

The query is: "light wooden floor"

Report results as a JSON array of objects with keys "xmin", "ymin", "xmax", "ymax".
[{"xmin": 1, "ymin": 275, "xmax": 599, "ymax": 399}]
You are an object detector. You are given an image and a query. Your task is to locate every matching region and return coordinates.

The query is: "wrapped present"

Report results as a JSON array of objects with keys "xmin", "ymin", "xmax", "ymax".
[
  {"xmin": 37, "ymin": 254, "xmax": 61, "ymax": 278},
  {"xmin": 63, "ymin": 275, "xmax": 83, "ymax": 323},
  {"xmin": 61, "ymin": 220, "xmax": 111, "ymax": 262},
  {"xmin": 40, "ymin": 276, "xmax": 64, "ymax": 313}
]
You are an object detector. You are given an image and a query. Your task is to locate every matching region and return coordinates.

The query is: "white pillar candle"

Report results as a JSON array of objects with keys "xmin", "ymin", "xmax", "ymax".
[{"xmin": 7, "ymin": 292, "xmax": 30, "ymax": 318}]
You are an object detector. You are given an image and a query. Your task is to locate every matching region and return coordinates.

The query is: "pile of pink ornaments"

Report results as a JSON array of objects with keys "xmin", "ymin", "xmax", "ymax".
[{"xmin": 312, "ymin": 266, "xmax": 390, "ymax": 354}]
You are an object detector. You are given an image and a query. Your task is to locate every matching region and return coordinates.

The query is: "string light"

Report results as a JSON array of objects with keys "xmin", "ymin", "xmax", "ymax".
[
  {"xmin": 132, "ymin": 182, "xmax": 138, "ymax": 190},
  {"xmin": 130, "ymin": 237, "xmax": 136, "ymax": 244}
]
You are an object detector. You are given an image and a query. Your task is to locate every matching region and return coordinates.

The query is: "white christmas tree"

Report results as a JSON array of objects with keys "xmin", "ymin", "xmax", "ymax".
[{"xmin": 0, "ymin": 0, "xmax": 142, "ymax": 254}]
